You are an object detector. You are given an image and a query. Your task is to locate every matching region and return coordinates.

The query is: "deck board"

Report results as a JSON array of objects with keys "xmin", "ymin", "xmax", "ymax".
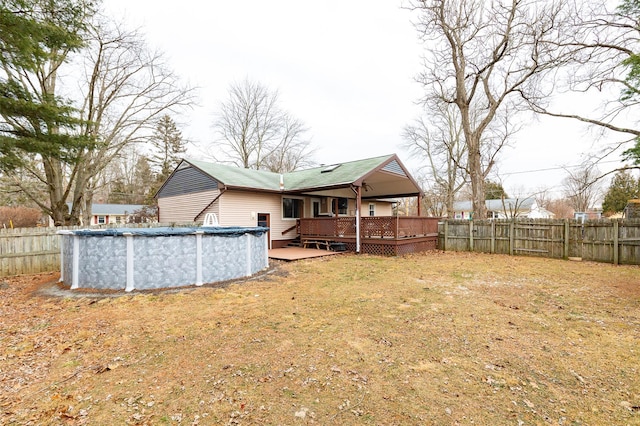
[{"xmin": 268, "ymin": 247, "xmax": 344, "ymax": 261}]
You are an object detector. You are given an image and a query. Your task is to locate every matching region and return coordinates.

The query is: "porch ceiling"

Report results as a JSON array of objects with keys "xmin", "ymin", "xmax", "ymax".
[{"xmin": 297, "ymin": 169, "xmax": 421, "ymax": 199}]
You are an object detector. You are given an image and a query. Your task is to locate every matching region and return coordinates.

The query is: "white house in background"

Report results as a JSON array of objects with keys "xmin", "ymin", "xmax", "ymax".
[
  {"xmin": 89, "ymin": 203, "xmax": 146, "ymax": 225},
  {"xmin": 452, "ymin": 198, "xmax": 554, "ymax": 220}
]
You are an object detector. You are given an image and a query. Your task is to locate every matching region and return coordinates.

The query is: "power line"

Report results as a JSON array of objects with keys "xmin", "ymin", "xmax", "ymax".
[{"xmin": 499, "ymin": 160, "xmax": 623, "ymax": 176}]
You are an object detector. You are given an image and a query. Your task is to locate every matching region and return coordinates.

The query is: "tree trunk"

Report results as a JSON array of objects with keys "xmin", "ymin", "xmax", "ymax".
[
  {"xmin": 467, "ymin": 139, "xmax": 487, "ymax": 219},
  {"xmin": 42, "ymin": 157, "xmax": 69, "ymax": 226}
]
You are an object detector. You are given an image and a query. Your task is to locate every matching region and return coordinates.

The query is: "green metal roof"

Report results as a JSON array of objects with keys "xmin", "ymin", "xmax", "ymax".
[
  {"xmin": 185, "ymin": 159, "xmax": 282, "ymax": 191},
  {"xmin": 184, "ymin": 154, "xmax": 398, "ymax": 192},
  {"xmin": 285, "ymin": 155, "xmax": 395, "ymax": 190}
]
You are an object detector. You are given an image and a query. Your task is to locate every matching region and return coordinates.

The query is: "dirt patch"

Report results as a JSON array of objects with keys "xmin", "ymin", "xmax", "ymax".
[
  {"xmin": 1, "ymin": 252, "xmax": 638, "ymax": 425},
  {"xmin": 33, "ymin": 261, "xmax": 286, "ymax": 299}
]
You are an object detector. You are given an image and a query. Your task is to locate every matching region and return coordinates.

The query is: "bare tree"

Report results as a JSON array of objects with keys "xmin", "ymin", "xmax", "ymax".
[
  {"xmin": 409, "ymin": 0, "xmax": 576, "ymax": 218},
  {"xmin": 528, "ymin": 1, "xmax": 640, "ymax": 166},
  {"xmin": 546, "ymin": 197, "xmax": 575, "ymax": 219},
  {"xmin": 403, "ymin": 102, "xmax": 467, "ymax": 216},
  {"xmin": 261, "ymin": 112, "xmax": 315, "ymax": 173},
  {"xmin": 213, "ymin": 79, "xmax": 314, "ymax": 171},
  {"xmin": 563, "ymin": 164, "xmax": 603, "ymax": 213},
  {"xmin": 8, "ymin": 17, "xmax": 194, "ymax": 224}
]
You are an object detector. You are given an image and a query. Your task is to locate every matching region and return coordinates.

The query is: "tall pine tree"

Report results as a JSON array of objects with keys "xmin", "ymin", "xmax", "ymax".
[
  {"xmin": 0, "ymin": 0, "xmax": 94, "ymax": 171},
  {"xmin": 602, "ymin": 171, "xmax": 639, "ymax": 214},
  {"xmin": 149, "ymin": 115, "xmax": 186, "ymax": 182}
]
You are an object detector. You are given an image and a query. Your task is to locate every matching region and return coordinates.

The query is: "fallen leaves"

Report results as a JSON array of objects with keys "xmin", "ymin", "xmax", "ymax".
[{"xmin": 0, "ymin": 253, "xmax": 639, "ymax": 425}]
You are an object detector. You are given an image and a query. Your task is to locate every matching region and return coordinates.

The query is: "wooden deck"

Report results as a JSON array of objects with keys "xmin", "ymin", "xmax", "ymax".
[
  {"xmin": 297, "ymin": 216, "xmax": 440, "ymax": 256},
  {"xmin": 269, "ymin": 247, "xmax": 344, "ymax": 261}
]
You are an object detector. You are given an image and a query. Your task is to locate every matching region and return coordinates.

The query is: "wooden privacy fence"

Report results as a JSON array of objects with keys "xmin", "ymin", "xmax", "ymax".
[
  {"xmin": 439, "ymin": 219, "xmax": 640, "ymax": 265},
  {"xmin": 0, "ymin": 223, "xmax": 195, "ymax": 278}
]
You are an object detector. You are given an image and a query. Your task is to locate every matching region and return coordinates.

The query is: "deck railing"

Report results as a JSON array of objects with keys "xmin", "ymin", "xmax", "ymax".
[{"xmin": 298, "ymin": 216, "xmax": 439, "ymax": 239}]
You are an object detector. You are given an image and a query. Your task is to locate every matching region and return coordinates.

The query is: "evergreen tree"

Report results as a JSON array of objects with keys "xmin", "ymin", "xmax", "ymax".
[
  {"xmin": 602, "ymin": 171, "xmax": 639, "ymax": 214},
  {"xmin": 0, "ymin": 0, "xmax": 94, "ymax": 171},
  {"xmin": 133, "ymin": 156, "xmax": 156, "ymax": 204},
  {"xmin": 619, "ymin": 0, "xmax": 640, "ymax": 165},
  {"xmin": 485, "ymin": 180, "xmax": 508, "ymax": 200},
  {"xmin": 149, "ymin": 115, "xmax": 186, "ymax": 181}
]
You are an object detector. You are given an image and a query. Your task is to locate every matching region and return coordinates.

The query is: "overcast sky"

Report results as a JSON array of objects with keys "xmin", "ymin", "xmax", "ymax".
[{"xmin": 103, "ymin": 0, "xmax": 628, "ymax": 199}]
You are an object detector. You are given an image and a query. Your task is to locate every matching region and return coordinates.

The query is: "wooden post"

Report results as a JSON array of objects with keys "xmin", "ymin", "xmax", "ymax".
[
  {"xmin": 509, "ymin": 221, "xmax": 515, "ymax": 256},
  {"xmin": 490, "ymin": 221, "xmax": 495, "ymax": 254},
  {"xmin": 563, "ymin": 219, "xmax": 570, "ymax": 259},
  {"xmin": 613, "ymin": 220, "xmax": 619, "ymax": 265},
  {"xmin": 469, "ymin": 220, "xmax": 474, "ymax": 252},
  {"xmin": 443, "ymin": 221, "xmax": 448, "ymax": 252}
]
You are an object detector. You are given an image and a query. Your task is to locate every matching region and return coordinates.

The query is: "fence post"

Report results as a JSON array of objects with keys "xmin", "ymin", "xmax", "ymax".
[
  {"xmin": 490, "ymin": 221, "xmax": 496, "ymax": 254},
  {"xmin": 509, "ymin": 221, "xmax": 515, "ymax": 256},
  {"xmin": 613, "ymin": 220, "xmax": 619, "ymax": 265},
  {"xmin": 57, "ymin": 230, "xmax": 73, "ymax": 283},
  {"xmin": 563, "ymin": 219, "xmax": 569, "ymax": 259},
  {"xmin": 443, "ymin": 221, "xmax": 448, "ymax": 252},
  {"xmin": 469, "ymin": 220, "xmax": 474, "ymax": 252}
]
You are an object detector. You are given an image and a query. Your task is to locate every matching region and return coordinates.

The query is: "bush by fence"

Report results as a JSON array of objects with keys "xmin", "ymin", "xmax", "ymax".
[{"xmin": 439, "ymin": 218, "xmax": 640, "ymax": 265}]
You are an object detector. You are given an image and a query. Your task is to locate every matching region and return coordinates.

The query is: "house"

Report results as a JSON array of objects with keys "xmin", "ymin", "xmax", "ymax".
[
  {"xmin": 574, "ymin": 209, "xmax": 602, "ymax": 222},
  {"xmin": 452, "ymin": 198, "xmax": 554, "ymax": 220},
  {"xmin": 86, "ymin": 203, "xmax": 146, "ymax": 225},
  {"xmin": 624, "ymin": 199, "xmax": 640, "ymax": 219},
  {"xmin": 156, "ymin": 154, "xmax": 438, "ymax": 253}
]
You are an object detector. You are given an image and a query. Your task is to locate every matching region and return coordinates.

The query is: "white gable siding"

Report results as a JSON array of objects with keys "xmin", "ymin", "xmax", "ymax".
[{"xmin": 158, "ymin": 189, "xmax": 220, "ymax": 223}]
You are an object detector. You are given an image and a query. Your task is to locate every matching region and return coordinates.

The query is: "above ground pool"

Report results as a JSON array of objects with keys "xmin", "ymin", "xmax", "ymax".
[{"xmin": 58, "ymin": 226, "xmax": 269, "ymax": 291}]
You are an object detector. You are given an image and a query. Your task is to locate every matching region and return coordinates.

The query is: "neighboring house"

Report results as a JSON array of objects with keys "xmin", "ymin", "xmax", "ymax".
[
  {"xmin": 452, "ymin": 198, "xmax": 555, "ymax": 220},
  {"xmin": 155, "ymin": 154, "xmax": 424, "ymax": 248},
  {"xmin": 85, "ymin": 203, "xmax": 145, "ymax": 225},
  {"xmin": 624, "ymin": 199, "xmax": 640, "ymax": 219},
  {"xmin": 574, "ymin": 210, "xmax": 603, "ymax": 222}
]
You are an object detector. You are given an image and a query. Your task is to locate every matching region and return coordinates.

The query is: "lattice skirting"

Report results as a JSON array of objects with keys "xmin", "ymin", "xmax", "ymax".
[{"xmin": 345, "ymin": 237, "xmax": 437, "ymax": 256}]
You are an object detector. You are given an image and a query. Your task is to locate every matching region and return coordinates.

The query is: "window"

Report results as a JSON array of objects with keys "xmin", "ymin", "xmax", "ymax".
[
  {"xmin": 97, "ymin": 215, "xmax": 106, "ymax": 224},
  {"xmin": 115, "ymin": 216, "xmax": 122, "ymax": 224},
  {"xmin": 369, "ymin": 203, "xmax": 375, "ymax": 216},
  {"xmin": 321, "ymin": 164, "xmax": 341, "ymax": 173},
  {"xmin": 332, "ymin": 197, "xmax": 348, "ymax": 215},
  {"xmin": 283, "ymin": 197, "xmax": 303, "ymax": 219}
]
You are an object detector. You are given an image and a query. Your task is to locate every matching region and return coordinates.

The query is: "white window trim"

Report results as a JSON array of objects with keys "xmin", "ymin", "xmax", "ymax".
[{"xmin": 368, "ymin": 203, "xmax": 376, "ymax": 216}]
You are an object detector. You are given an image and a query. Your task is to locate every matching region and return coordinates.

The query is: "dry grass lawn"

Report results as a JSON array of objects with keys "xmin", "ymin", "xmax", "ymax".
[{"xmin": 1, "ymin": 251, "xmax": 639, "ymax": 425}]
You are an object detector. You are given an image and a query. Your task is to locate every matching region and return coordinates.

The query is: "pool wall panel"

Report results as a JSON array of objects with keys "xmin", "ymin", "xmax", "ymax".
[{"xmin": 59, "ymin": 227, "xmax": 268, "ymax": 291}]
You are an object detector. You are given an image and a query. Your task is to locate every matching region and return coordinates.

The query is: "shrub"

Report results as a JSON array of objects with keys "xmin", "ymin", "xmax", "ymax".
[{"xmin": 0, "ymin": 206, "xmax": 42, "ymax": 228}]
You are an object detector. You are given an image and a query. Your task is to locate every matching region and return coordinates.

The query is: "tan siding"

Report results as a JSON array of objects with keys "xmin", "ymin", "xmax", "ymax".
[
  {"xmin": 220, "ymin": 191, "xmax": 304, "ymax": 242},
  {"xmin": 198, "ymin": 199, "xmax": 220, "ymax": 222},
  {"xmin": 375, "ymin": 202, "xmax": 393, "ymax": 216},
  {"xmin": 158, "ymin": 189, "xmax": 220, "ymax": 223}
]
